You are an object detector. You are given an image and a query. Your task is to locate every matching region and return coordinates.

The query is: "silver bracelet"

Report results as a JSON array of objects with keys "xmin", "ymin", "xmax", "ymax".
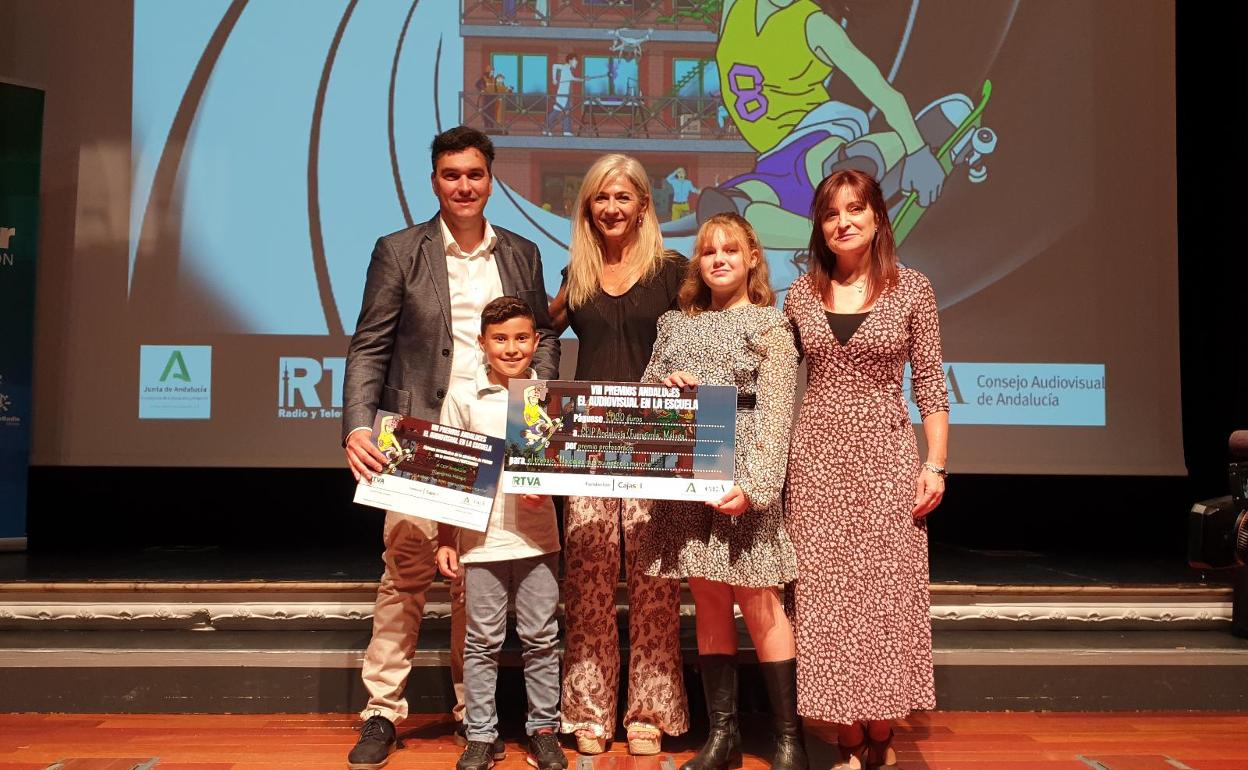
[{"xmin": 922, "ymin": 461, "xmax": 947, "ymax": 478}]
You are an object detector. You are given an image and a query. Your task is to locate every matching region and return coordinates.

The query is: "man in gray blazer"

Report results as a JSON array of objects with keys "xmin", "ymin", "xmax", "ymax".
[{"xmin": 342, "ymin": 126, "xmax": 559, "ymax": 769}]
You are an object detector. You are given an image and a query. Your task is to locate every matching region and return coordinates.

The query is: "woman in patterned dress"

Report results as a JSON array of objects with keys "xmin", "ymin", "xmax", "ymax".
[
  {"xmin": 548, "ymin": 154, "xmax": 689, "ymax": 756},
  {"xmin": 784, "ymin": 170, "xmax": 949, "ymax": 770},
  {"xmin": 638, "ymin": 213, "xmax": 805, "ymax": 770}
]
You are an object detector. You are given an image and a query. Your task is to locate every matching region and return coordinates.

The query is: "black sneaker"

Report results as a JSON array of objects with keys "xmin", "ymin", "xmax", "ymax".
[
  {"xmin": 526, "ymin": 728, "xmax": 568, "ymax": 770},
  {"xmin": 347, "ymin": 715, "xmax": 396, "ymax": 770},
  {"xmin": 456, "ymin": 738, "xmax": 506, "ymax": 770}
]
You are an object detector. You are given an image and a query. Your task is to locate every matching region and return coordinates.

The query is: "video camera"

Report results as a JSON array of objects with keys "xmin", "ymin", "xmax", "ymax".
[
  {"xmin": 1188, "ymin": 431, "xmax": 1248, "ymax": 638},
  {"xmin": 1188, "ymin": 431, "xmax": 1248, "ymax": 570}
]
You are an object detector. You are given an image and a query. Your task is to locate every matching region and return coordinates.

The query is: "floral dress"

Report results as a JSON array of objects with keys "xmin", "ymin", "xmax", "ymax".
[
  {"xmin": 638, "ymin": 305, "xmax": 800, "ymax": 587},
  {"xmin": 784, "ymin": 268, "xmax": 949, "ymax": 723}
]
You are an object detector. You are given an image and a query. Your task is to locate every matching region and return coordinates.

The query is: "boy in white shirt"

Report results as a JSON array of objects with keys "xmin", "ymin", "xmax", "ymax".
[{"xmin": 437, "ymin": 296, "xmax": 566, "ymax": 770}]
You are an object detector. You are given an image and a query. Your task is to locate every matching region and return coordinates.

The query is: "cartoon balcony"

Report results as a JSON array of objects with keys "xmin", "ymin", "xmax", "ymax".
[
  {"xmin": 461, "ymin": 0, "xmax": 720, "ymax": 32},
  {"xmin": 461, "ymin": 91, "xmax": 750, "ymax": 153}
]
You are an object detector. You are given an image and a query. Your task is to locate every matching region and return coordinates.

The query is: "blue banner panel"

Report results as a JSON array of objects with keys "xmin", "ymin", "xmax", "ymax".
[
  {"xmin": 907, "ymin": 363, "xmax": 1107, "ymax": 426},
  {"xmin": 138, "ymin": 345, "xmax": 213, "ymax": 419},
  {"xmin": 0, "ymin": 82, "xmax": 44, "ymax": 545}
]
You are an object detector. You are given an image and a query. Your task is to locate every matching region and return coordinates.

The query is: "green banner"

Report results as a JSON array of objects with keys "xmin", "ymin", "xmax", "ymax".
[{"xmin": 0, "ymin": 82, "xmax": 43, "ymax": 548}]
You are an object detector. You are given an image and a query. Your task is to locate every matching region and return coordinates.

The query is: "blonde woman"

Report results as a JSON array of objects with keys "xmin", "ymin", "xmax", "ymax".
[{"xmin": 549, "ymin": 154, "xmax": 689, "ymax": 756}]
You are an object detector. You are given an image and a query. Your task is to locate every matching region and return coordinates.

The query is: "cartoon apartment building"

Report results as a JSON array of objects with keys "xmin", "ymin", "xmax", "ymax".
[{"xmin": 459, "ymin": 0, "xmax": 755, "ymax": 219}]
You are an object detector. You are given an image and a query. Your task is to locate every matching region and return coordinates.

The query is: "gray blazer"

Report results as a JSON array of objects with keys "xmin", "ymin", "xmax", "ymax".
[{"xmin": 342, "ymin": 215, "xmax": 560, "ymax": 442}]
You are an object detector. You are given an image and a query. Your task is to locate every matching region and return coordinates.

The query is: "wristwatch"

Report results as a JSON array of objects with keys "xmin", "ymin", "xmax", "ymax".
[{"xmin": 922, "ymin": 461, "xmax": 947, "ymax": 478}]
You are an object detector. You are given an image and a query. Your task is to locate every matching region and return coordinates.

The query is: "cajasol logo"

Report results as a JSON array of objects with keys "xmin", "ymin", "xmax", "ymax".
[{"xmin": 159, "ymin": 350, "xmax": 193, "ymax": 382}]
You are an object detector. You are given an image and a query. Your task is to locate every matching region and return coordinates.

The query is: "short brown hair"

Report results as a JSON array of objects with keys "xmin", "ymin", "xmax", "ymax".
[
  {"xmin": 480, "ymin": 295, "xmax": 535, "ymax": 333},
  {"xmin": 431, "ymin": 125, "xmax": 495, "ymax": 174},
  {"xmin": 678, "ymin": 213, "xmax": 775, "ymax": 314}
]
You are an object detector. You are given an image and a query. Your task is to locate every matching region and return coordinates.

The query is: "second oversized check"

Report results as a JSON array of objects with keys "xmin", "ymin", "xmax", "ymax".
[{"xmin": 500, "ymin": 379, "xmax": 736, "ymax": 501}]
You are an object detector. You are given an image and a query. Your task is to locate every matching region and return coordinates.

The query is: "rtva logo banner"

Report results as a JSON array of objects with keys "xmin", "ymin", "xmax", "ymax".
[
  {"xmin": 139, "ymin": 345, "xmax": 212, "ymax": 419},
  {"xmin": 277, "ymin": 356, "xmax": 344, "ymax": 420}
]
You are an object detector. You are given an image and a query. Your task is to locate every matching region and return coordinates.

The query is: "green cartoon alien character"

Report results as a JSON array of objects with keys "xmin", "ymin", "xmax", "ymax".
[{"xmin": 682, "ymin": 0, "xmax": 991, "ymax": 249}]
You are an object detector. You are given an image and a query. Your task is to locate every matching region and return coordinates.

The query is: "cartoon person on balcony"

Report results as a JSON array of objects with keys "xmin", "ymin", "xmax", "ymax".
[
  {"xmin": 543, "ymin": 53, "xmax": 582, "ymax": 137},
  {"xmin": 665, "ymin": 167, "xmax": 702, "ymax": 220},
  {"xmin": 680, "ymin": 0, "xmax": 945, "ymax": 249}
]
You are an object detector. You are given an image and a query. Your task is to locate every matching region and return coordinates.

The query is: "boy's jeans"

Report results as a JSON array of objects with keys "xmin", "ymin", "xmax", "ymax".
[{"xmin": 463, "ymin": 552, "xmax": 561, "ymax": 742}]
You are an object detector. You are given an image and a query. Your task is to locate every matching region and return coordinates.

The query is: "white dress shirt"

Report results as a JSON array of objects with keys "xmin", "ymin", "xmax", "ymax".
[
  {"xmin": 440, "ymin": 365, "xmax": 560, "ymax": 563},
  {"xmin": 440, "ymin": 216, "xmax": 505, "ymax": 384},
  {"xmin": 346, "ymin": 217, "xmax": 505, "ymax": 441}
]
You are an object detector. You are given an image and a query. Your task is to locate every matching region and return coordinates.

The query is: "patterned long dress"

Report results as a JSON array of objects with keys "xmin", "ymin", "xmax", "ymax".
[
  {"xmin": 783, "ymin": 268, "xmax": 949, "ymax": 723},
  {"xmin": 560, "ymin": 256, "xmax": 690, "ymax": 739},
  {"xmin": 638, "ymin": 305, "xmax": 800, "ymax": 587}
]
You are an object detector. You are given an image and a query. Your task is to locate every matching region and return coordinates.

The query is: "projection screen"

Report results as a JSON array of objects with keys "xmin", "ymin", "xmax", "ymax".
[{"xmin": 29, "ymin": 0, "xmax": 1183, "ymax": 474}]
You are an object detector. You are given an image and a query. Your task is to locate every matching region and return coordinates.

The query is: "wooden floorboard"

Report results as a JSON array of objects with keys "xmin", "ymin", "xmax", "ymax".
[{"xmin": 0, "ymin": 713, "xmax": 1245, "ymax": 769}]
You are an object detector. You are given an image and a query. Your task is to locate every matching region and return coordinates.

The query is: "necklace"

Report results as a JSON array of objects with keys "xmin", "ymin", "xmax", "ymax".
[{"xmin": 835, "ymin": 276, "xmax": 867, "ymax": 294}]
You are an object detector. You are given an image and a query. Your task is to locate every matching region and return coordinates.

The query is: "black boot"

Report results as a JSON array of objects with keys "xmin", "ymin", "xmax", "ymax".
[
  {"xmin": 680, "ymin": 654, "xmax": 743, "ymax": 770},
  {"xmin": 759, "ymin": 659, "xmax": 809, "ymax": 770}
]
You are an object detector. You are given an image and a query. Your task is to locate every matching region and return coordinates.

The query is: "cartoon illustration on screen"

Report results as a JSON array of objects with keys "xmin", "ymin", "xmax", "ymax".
[
  {"xmin": 659, "ymin": 0, "xmax": 998, "ymax": 249},
  {"xmin": 128, "ymin": 0, "xmax": 1011, "ymax": 338},
  {"xmin": 462, "ymin": 0, "xmax": 998, "ymax": 260}
]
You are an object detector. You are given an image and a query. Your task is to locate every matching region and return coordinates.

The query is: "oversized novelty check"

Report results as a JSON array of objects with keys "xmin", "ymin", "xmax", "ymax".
[
  {"xmin": 500, "ymin": 379, "xmax": 736, "ymax": 500},
  {"xmin": 353, "ymin": 411, "xmax": 504, "ymax": 532}
]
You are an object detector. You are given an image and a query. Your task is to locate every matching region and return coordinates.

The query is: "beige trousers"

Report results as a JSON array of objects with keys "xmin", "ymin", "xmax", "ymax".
[{"xmin": 360, "ymin": 511, "xmax": 465, "ymax": 724}]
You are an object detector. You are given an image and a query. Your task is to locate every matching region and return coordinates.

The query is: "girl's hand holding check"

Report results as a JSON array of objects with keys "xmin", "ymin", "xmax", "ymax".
[{"xmin": 708, "ymin": 485, "xmax": 749, "ymax": 516}]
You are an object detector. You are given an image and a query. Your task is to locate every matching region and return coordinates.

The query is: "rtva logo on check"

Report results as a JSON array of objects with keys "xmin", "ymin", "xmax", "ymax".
[{"xmin": 139, "ymin": 345, "xmax": 212, "ymax": 419}]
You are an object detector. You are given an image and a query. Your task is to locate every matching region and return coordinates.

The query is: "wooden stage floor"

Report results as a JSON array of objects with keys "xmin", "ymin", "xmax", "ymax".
[{"xmin": 1, "ymin": 712, "xmax": 1246, "ymax": 770}]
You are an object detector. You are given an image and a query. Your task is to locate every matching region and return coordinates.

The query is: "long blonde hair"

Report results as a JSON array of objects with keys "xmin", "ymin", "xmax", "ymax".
[
  {"xmin": 565, "ymin": 154, "xmax": 667, "ymax": 309},
  {"xmin": 678, "ymin": 213, "xmax": 775, "ymax": 314}
]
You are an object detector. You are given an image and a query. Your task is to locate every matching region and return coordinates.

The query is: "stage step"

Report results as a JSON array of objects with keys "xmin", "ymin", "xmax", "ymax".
[
  {"xmin": 0, "ymin": 581, "xmax": 1245, "ymax": 713},
  {"xmin": 0, "ymin": 581, "xmax": 1233, "ymax": 630},
  {"xmin": 0, "ymin": 626, "xmax": 1244, "ymax": 713}
]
